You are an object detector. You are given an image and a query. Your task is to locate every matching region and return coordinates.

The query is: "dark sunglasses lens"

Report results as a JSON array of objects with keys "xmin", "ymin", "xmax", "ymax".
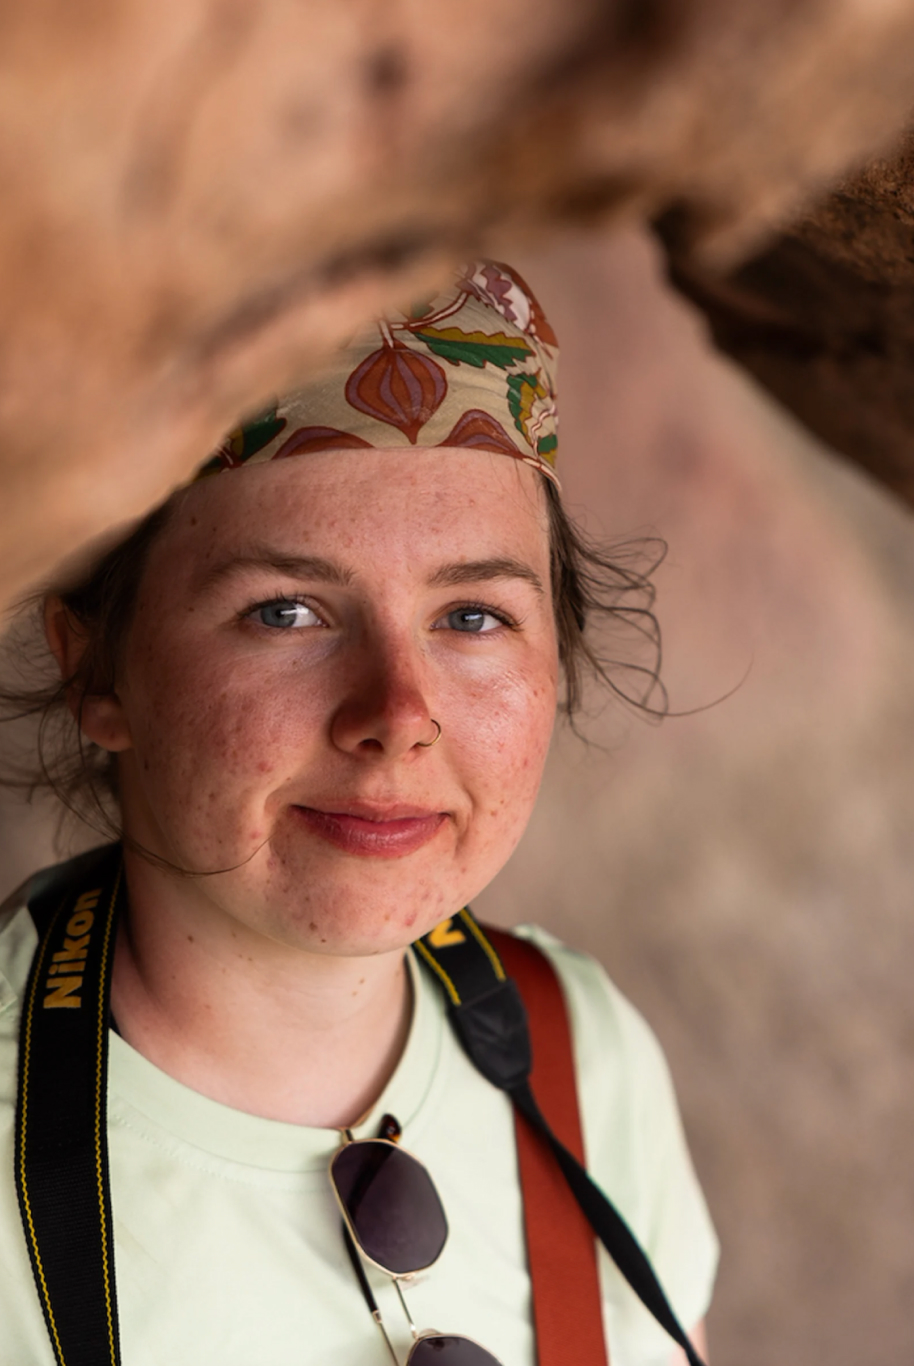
[
  {"xmin": 331, "ymin": 1142, "xmax": 448, "ymax": 1275},
  {"xmin": 409, "ymin": 1335, "xmax": 502, "ymax": 1365}
]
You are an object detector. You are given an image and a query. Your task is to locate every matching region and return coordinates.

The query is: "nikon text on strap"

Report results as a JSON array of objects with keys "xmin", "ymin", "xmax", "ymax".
[
  {"xmin": 16, "ymin": 842, "xmax": 124, "ymax": 1366},
  {"xmin": 416, "ymin": 909, "xmax": 708, "ymax": 1366}
]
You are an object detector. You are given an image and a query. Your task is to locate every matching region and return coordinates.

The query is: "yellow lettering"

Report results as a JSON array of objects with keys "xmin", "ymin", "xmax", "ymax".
[
  {"xmin": 45, "ymin": 889, "xmax": 100, "ymax": 999},
  {"xmin": 43, "ymin": 976, "xmax": 83, "ymax": 1009},
  {"xmin": 427, "ymin": 919, "xmax": 466, "ymax": 949},
  {"xmin": 54, "ymin": 936, "xmax": 90, "ymax": 960}
]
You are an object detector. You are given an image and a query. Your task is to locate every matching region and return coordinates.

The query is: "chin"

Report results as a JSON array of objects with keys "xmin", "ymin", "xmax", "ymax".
[
  {"xmin": 249, "ymin": 854, "xmax": 461, "ymax": 957},
  {"xmin": 200, "ymin": 814, "xmax": 525, "ymax": 958},
  {"xmin": 280, "ymin": 900, "xmax": 449, "ymax": 959}
]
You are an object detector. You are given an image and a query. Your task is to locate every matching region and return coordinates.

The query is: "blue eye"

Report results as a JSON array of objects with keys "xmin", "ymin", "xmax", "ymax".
[
  {"xmin": 442, "ymin": 607, "xmax": 503, "ymax": 633},
  {"xmin": 251, "ymin": 600, "xmax": 321, "ymax": 629}
]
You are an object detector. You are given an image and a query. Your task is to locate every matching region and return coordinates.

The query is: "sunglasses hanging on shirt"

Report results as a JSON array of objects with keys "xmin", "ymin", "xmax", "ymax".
[{"xmin": 331, "ymin": 1117, "xmax": 503, "ymax": 1366}]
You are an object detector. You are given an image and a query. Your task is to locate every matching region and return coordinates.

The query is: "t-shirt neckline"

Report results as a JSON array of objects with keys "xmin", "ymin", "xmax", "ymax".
[{"xmin": 107, "ymin": 949, "xmax": 444, "ymax": 1173}]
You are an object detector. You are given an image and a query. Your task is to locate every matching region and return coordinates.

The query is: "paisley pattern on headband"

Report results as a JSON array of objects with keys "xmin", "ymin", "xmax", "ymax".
[{"xmin": 202, "ymin": 262, "xmax": 559, "ymax": 484}]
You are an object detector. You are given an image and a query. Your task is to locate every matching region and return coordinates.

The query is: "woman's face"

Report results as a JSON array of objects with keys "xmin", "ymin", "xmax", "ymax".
[{"xmin": 103, "ymin": 447, "xmax": 559, "ymax": 956}]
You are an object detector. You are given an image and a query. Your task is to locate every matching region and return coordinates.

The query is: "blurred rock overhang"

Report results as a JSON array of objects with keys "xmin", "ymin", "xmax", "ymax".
[
  {"xmin": 657, "ymin": 129, "xmax": 914, "ymax": 509},
  {"xmin": 7, "ymin": 0, "xmax": 914, "ymax": 607}
]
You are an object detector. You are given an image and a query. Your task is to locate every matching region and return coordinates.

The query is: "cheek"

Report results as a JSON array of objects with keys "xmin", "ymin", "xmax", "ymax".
[
  {"xmin": 449, "ymin": 656, "xmax": 557, "ymax": 852},
  {"xmin": 122, "ymin": 638, "xmax": 321, "ymax": 814}
]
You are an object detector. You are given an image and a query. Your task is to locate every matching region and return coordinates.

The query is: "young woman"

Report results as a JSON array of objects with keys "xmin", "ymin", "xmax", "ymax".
[{"xmin": 0, "ymin": 263, "xmax": 717, "ymax": 1365}]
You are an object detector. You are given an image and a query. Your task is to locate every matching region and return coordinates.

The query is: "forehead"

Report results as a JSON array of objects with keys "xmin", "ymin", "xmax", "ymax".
[{"xmin": 157, "ymin": 447, "xmax": 551, "ymax": 581}]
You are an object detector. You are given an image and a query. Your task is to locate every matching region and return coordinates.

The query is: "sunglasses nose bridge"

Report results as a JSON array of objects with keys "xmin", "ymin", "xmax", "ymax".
[{"xmin": 394, "ymin": 1277, "xmax": 420, "ymax": 1338}]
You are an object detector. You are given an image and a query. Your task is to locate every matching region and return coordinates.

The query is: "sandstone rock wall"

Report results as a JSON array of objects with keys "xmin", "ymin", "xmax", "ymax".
[{"xmin": 663, "ymin": 128, "xmax": 914, "ymax": 508}]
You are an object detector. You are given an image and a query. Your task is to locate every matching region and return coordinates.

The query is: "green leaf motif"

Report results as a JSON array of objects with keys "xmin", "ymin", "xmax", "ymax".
[
  {"xmin": 506, "ymin": 373, "xmax": 537, "ymax": 435},
  {"xmin": 415, "ymin": 331, "xmax": 532, "ymax": 370},
  {"xmin": 238, "ymin": 407, "xmax": 287, "ymax": 459}
]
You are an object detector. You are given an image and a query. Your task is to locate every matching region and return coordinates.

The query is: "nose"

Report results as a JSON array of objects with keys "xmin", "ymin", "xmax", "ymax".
[{"xmin": 329, "ymin": 634, "xmax": 438, "ymax": 759}]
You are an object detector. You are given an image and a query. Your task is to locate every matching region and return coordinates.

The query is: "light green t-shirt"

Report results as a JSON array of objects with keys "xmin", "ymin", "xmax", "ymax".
[{"xmin": 0, "ymin": 885, "xmax": 718, "ymax": 1365}]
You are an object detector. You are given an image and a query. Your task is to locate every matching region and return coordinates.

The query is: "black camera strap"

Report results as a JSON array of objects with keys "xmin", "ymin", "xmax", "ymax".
[
  {"xmin": 16, "ymin": 844, "xmax": 705, "ymax": 1366},
  {"xmin": 416, "ymin": 909, "xmax": 707, "ymax": 1366},
  {"xmin": 16, "ymin": 841, "xmax": 124, "ymax": 1366}
]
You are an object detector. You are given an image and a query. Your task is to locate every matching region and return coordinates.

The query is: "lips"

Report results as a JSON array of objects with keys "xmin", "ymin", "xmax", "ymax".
[{"xmin": 293, "ymin": 803, "xmax": 447, "ymax": 858}]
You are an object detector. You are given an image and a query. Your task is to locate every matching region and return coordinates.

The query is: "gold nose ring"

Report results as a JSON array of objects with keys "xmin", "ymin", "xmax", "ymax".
[{"xmin": 417, "ymin": 719, "xmax": 442, "ymax": 748}]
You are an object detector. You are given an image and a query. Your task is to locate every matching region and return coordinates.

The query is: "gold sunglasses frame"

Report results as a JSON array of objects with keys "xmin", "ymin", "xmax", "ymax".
[
  {"xmin": 331, "ymin": 1131, "xmax": 504, "ymax": 1366},
  {"xmin": 329, "ymin": 1134, "xmax": 449, "ymax": 1279}
]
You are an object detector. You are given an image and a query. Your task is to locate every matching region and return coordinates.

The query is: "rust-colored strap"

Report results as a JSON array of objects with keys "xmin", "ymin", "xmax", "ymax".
[{"xmin": 484, "ymin": 927, "xmax": 609, "ymax": 1366}]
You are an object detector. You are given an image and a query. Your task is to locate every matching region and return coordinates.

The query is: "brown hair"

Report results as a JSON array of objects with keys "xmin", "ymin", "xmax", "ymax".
[
  {"xmin": 543, "ymin": 479, "xmax": 665, "ymax": 720},
  {"xmin": 0, "ymin": 479, "xmax": 664, "ymax": 834}
]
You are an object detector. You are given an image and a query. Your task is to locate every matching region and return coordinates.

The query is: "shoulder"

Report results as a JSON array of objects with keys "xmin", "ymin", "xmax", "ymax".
[
  {"xmin": 507, "ymin": 924, "xmax": 719, "ymax": 1338},
  {"xmin": 508, "ymin": 924, "xmax": 670, "ymax": 1118},
  {"xmin": 508, "ymin": 923, "xmax": 701, "ymax": 1188},
  {"xmin": 0, "ymin": 845, "xmax": 116, "ymax": 1015},
  {"xmin": 0, "ymin": 873, "xmax": 43, "ymax": 1125},
  {"xmin": 0, "ymin": 877, "xmax": 40, "ymax": 1018}
]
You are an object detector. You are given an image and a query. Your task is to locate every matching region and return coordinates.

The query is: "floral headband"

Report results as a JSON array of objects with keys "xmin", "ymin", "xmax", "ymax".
[{"xmin": 202, "ymin": 261, "xmax": 559, "ymax": 484}]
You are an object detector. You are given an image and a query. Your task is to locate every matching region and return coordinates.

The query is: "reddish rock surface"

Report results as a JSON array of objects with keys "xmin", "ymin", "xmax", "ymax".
[{"xmin": 663, "ymin": 128, "xmax": 914, "ymax": 507}]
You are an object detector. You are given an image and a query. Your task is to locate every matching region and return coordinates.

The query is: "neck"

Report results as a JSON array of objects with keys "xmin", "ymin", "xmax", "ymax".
[{"xmin": 109, "ymin": 852, "xmax": 412, "ymax": 1129}]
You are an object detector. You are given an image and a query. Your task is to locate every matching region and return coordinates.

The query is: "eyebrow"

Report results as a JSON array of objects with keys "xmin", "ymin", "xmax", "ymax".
[
  {"xmin": 428, "ymin": 558, "xmax": 545, "ymax": 595},
  {"xmin": 196, "ymin": 550, "xmax": 543, "ymax": 596},
  {"xmin": 196, "ymin": 552, "xmax": 353, "ymax": 592}
]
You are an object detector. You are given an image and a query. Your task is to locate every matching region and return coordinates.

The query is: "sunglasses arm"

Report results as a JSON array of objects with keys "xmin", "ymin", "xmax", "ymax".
[
  {"xmin": 393, "ymin": 1279, "xmax": 420, "ymax": 1339},
  {"xmin": 342, "ymin": 1221, "xmax": 401, "ymax": 1366}
]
